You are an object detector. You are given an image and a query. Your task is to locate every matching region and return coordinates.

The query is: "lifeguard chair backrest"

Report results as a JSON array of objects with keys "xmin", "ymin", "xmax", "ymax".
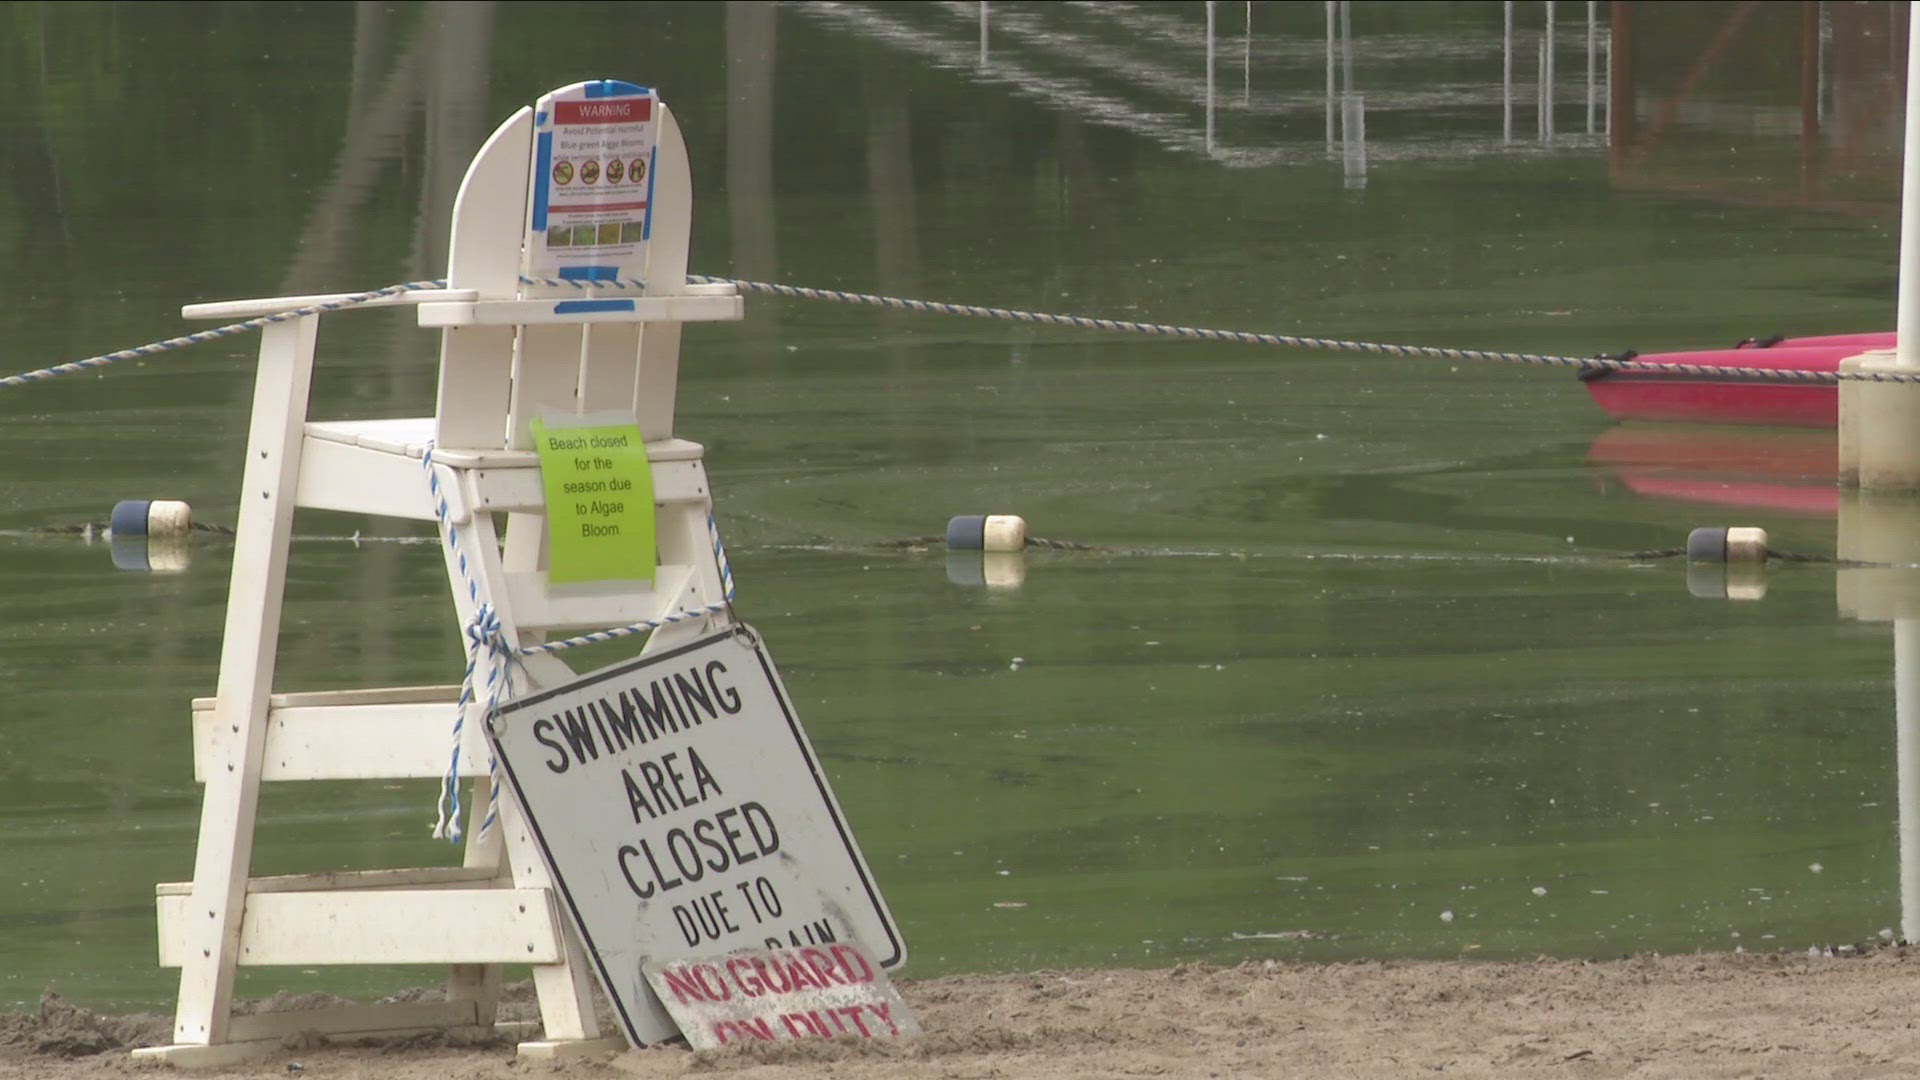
[{"xmin": 432, "ymin": 80, "xmax": 694, "ymax": 451}]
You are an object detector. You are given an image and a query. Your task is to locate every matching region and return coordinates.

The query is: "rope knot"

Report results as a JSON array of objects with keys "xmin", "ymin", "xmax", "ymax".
[
  {"xmin": 431, "ymin": 604, "xmax": 514, "ymax": 845},
  {"xmin": 464, "ymin": 604, "xmax": 509, "ymax": 658}
]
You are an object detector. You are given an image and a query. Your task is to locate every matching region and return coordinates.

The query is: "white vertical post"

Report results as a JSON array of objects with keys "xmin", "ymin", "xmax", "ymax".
[
  {"xmin": 979, "ymin": 1, "xmax": 988, "ymax": 68},
  {"xmin": 1503, "ymin": 1, "xmax": 1514, "ymax": 144},
  {"xmin": 1900, "ymin": 619, "xmax": 1920, "ymax": 942},
  {"xmin": 1244, "ymin": 0, "xmax": 1252, "ymax": 104},
  {"xmin": 1340, "ymin": 0, "xmax": 1354, "ymax": 101},
  {"xmin": 1604, "ymin": 19, "xmax": 1612, "ymax": 138},
  {"xmin": 1206, "ymin": 0, "xmax": 1217, "ymax": 152},
  {"xmin": 1537, "ymin": 38, "xmax": 1548, "ymax": 141},
  {"xmin": 1342, "ymin": 93, "xmax": 1367, "ymax": 189},
  {"xmin": 1338, "ymin": 0, "xmax": 1359, "ymax": 188},
  {"xmin": 1586, "ymin": 0, "xmax": 1597, "ymax": 134},
  {"xmin": 1542, "ymin": 0, "xmax": 1556, "ymax": 142},
  {"xmin": 1839, "ymin": 3, "xmax": 1920, "ymax": 490},
  {"xmin": 1325, "ymin": 1, "xmax": 1337, "ymax": 145},
  {"xmin": 1901, "ymin": 0, "xmax": 1920, "ymax": 372}
]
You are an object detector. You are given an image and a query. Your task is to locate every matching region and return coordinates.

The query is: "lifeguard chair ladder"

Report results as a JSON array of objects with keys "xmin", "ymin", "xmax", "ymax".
[{"xmin": 137, "ymin": 80, "xmax": 742, "ymax": 1065}]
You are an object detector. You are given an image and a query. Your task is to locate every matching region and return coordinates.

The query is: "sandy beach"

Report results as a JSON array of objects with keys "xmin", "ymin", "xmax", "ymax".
[{"xmin": 6, "ymin": 949, "xmax": 1919, "ymax": 1079}]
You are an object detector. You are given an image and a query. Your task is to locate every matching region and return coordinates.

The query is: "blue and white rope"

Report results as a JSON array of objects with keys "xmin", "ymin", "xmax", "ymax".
[
  {"xmin": 514, "ymin": 601, "xmax": 732, "ymax": 656},
  {"xmin": 0, "ymin": 280, "xmax": 446, "ymax": 391},
  {"xmin": 422, "ymin": 446, "xmax": 509, "ymax": 844},
  {"xmin": 519, "ymin": 275, "xmax": 650, "ymax": 291},
  {"xmin": 686, "ymin": 274, "xmax": 1920, "ymax": 386},
  {"xmin": 4, "ymin": 271, "xmax": 1915, "ymax": 387},
  {"xmin": 712, "ymin": 512, "xmax": 735, "ymax": 604},
  {"xmin": 447, "ymin": 602, "xmax": 512, "ymax": 841},
  {"xmin": 424, "ymin": 443, "xmax": 739, "ymax": 842}
]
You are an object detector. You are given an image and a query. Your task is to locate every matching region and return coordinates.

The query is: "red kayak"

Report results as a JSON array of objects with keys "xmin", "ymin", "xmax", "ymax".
[{"xmin": 1582, "ymin": 333, "xmax": 1893, "ymax": 427}]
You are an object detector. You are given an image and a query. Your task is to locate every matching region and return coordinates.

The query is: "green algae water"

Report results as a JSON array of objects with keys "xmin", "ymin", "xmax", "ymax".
[{"xmin": 0, "ymin": 2, "xmax": 1911, "ymax": 1009}]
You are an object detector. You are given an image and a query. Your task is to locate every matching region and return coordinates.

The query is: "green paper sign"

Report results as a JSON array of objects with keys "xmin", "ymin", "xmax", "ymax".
[{"xmin": 530, "ymin": 417, "xmax": 656, "ymax": 585}]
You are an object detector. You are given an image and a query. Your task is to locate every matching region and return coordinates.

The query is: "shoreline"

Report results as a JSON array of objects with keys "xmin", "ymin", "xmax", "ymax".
[{"xmin": 5, "ymin": 949, "xmax": 1917, "ymax": 1078}]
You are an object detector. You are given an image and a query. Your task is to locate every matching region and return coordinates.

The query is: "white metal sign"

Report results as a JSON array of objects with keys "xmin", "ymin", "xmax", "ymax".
[{"xmin": 486, "ymin": 626, "xmax": 904, "ymax": 1047}]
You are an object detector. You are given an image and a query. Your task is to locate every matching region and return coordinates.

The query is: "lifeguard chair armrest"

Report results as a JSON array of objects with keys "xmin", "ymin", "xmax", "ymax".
[
  {"xmin": 181, "ymin": 280, "xmax": 736, "ymax": 321},
  {"xmin": 180, "ymin": 289, "xmax": 480, "ymax": 320}
]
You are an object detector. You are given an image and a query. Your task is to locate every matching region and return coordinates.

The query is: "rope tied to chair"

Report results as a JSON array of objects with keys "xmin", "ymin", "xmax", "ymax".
[
  {"xmin": 422, "ymin": 446, "xmax": 509, "ymax": 844},
  {"xmin": 0, "ymin": 280, "xmax": 447, "ymax": 390},
  {"xmin": 422, "ymin": 444, "xmax": 739, "ymax": 844},
  {"xmin": 434, "ymin": 602, "xmax": 516, "ymax": 842}
]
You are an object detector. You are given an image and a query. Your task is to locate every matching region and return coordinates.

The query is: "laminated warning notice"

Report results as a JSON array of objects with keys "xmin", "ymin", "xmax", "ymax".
[{"xmin": 531, "ymin": 90, "xmax": 658, "ymax": 277}]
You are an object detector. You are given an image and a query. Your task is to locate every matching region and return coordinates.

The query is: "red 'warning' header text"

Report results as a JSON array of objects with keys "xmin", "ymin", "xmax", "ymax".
[{"xmin": 557, "ymin": 98, "xmax": 653, "ymax": 125}]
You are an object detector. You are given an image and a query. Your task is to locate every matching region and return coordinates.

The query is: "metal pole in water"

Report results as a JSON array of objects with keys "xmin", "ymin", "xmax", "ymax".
[
  {"xmin": 979, "ymin": 1, "xmax": 988, "ymax": 68},
  {"xmin": 1206, "ymin": 0, "xmax": 1217, "ymax": 152},
  {"xmin": 1503, "ymin": 1, "xmax": 1514, "ymax": 144},
  {"xmin": 1586, "ymin": 0, "xmax": 1597, "ymax": 134},
  {"xmin": 1244, "ymin": 0, "xmax": 1252, "ymax": 105},
  {"xmin": 1542, "ymin": 0, "xmax": 1556, "ymax": 143},
  {"xmin": 1325, "ymin": 1, "xmax": 1337, "ymax": 145},
  {"xmin": 1340, "ymin": 0, "xmax": 1354, "ymax": 102},
  {"xmin": 1342, "ymin": 93, "xmax": 1367, "ymax": 189},
  {"xmin": 1338, "ymin": 0, "xmax": 1361, "ymax": 187},
  {"xmin": 1537, "ymin": 38, "xmax": 1548, "ymax": 141},
  {"xmin": 1838, "ymin": 3, "xmax": 1920, "ymax": 488}
]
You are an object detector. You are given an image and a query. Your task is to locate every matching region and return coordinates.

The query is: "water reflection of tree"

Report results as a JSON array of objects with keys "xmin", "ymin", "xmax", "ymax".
[
  {"xmin": 269, "ymin": 3, "xmax": 498, "ymax": 692},
  {"xmin": 1613, "ymin": 0, "xmax": 1906, "ymax": 216},
  {"xmin": 2, "ymin": 9, "xmax": 72, "ymax": 283}
]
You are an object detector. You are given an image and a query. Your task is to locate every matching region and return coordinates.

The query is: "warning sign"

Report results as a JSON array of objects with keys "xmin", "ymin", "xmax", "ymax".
[
  {"xmin": 486, "ymin": 626, "xmax": 904, "ymax": 1047},
  {"xmin": 530, "ymin": 88, "xmax": 658, "ymax": 274},
  {"xmin": 643, "ymin": 942, "xmax": 920, "ymax": 1049}
]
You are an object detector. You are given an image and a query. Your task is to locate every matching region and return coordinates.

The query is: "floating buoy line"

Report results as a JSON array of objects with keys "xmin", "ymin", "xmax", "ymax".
[
  {"xmin": 0, "ymin": 277, "xmax": 1889, "ymax": 588},
  {"xmin": 9, "ymin": 499, "xmax": 1885, "ymax": 604},
  {"xmin": 10, "ymin": 523, "xmax": 428, "ymax": 544},
  {"xmin": 9, "ymin": 513, "xmax": 1868, "ymax": 566}
]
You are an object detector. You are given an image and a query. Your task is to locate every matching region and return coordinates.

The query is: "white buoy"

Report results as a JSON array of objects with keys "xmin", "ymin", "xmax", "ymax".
[
  {"xmin": 946, "ymin": 514, "xmax": 1028, "ymax": 552},
  {"xmin": 1725, "ymin": 526, "xmax": 1769, "ymax": 564},
  {"xmin": 110, "ymin": 499, "xmax": 193, "ymax": 537}
]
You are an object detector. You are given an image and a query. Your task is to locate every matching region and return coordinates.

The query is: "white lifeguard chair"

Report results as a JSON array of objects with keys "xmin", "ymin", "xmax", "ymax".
[{"xmin": 138, "ymin": 80, "xmax": 741, "ymax": 1064}]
